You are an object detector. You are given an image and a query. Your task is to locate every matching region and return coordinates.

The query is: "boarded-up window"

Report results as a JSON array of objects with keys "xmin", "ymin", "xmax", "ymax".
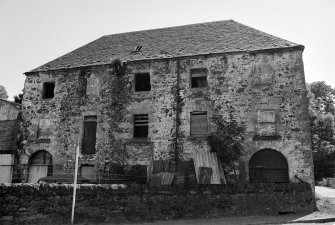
[
  {"xmin": 257, "ymin": 110, "xmax": 275, "ymax": 123},
  {"xmin": 190, "ymin": 111, "xmax": 208, "ymax": 137},
  {"xmin": 80, "ymin": 165, "xmax": 96, "ymax": 181},
  {"xmin": 135, "ymin": 73, "xmax": 151, "ymax": 92},
  {"xmin": 134, "ymin": 114, "xmax": 148, "ymax": 138},
  {"xmin": 82, "ymin": 116, "xmax": 97, "ymax": 154},
  {"xmin": 191, "ymin": 68, "xmax": 207, "ymax": 88},
  {"xmin": 86, "ymin": 77, "xmax": 100, "ymax": 96},
  {"xmin": 37, "ymin": 118, "xmax": 52, "ymax": 139},
  {"xmin": 256, "ymin": 110, "xmax": 277, "ymax": 137},
  {"xmin": 42, "ymin": 82, "xmax": 55, "ymax": 99}
]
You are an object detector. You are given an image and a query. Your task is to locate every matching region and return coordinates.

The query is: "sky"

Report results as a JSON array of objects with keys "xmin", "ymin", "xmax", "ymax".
[{"xmin": 1, "ymin": 0, "xmax": 335, "ymax": 100}]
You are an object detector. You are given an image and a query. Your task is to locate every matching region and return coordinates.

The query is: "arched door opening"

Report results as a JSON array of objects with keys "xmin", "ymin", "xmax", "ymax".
[
  {"xmin": 28, "ymin": 150, "xmax": 53, "ymax": 183},
  {"xmin": 249, "ymin": 149, "xmax": 289, "ymax": 183}
]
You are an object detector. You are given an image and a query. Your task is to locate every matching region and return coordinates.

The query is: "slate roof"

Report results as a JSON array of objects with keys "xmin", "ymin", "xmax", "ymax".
[
  {"xmin": 0, "ymin": 99, "xmax": 21, "ymax": 109},
  {"xmin": 27, "ymin": 20, "xmax": 302, "ymax": 73}
]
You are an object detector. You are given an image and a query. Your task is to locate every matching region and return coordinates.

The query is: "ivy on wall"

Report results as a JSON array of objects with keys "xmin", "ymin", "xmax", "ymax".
[
  {"xmin": 207, "ymin": 107, "xmax": 246, "ymax": 183},
  {"xmin": 97, "ymin": 59, "xmax": 130, "ymax": 166}
]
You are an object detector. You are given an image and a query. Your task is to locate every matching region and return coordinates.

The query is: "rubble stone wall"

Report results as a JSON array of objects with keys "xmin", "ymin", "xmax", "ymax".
[{"xmin": 22, "ymin": 48, "xmax": 313, "ymax": 184}]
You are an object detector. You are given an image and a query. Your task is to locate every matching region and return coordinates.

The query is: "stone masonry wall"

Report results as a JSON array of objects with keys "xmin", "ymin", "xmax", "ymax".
[{"xmin": 21, "ymin": 48, "xmax": 313, "ymax": 184}]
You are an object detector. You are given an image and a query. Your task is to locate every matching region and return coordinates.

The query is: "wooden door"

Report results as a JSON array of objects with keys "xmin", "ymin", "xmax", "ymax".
[{"xmin": 249, "ymin": 149, "xmax": 289, "ymax": 183}]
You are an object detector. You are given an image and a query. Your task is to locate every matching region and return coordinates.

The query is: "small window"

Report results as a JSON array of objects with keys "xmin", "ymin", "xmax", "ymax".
[
  {"xmin": 134, "ymin": 114, "xmax": 148, "ymax": 138},
  {"xmin": 134, "ymin": 46, "xmax": 143, "ymax": 51},
  {"xmin": 135, "ymin": 73, "xmax": 151, "ymax": 92},
  {"xmin": 191, "ymin": 68, "xmax": 207, "ymax": 88},
  {"xmin": 42, "ymin": 82, "xmax": 55, "ymax": 99},
  {"xmin": 190, "ymin": 111, "xmax": 208, "ymax": 137},
  {"xmin": 82, "ymin": 116, "xmax": 97, "ymax": 154}
]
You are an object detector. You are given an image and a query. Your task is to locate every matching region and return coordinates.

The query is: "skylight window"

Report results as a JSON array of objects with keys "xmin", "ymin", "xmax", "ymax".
[{"xmin": 134, "ymin": 46, "xmax": 143, "ymax": 51}]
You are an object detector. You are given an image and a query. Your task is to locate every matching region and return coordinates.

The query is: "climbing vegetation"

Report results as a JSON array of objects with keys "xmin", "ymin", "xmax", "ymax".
[{"xmin": 207, "ymin": 107, "xmax": 246, "ymax": 182}]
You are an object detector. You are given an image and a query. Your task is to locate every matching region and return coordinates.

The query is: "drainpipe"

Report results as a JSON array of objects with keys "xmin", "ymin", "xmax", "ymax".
[{"xmin": 174, "ymin": 59, "xmax": 181, "ymax": 172}]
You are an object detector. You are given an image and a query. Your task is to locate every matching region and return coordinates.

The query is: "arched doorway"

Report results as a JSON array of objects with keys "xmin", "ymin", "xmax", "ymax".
[
  {"xmin": 28, "ymin": 150, "xmax": 53, "ymax": 183},
  {"xmin": 249, "ymin": 149, "xmax": 289, "ymax": 183}
]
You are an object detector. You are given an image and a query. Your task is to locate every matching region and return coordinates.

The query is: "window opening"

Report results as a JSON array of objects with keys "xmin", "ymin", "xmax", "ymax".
[
  {"xmin": 134, "ymin": 46, "xmax": 143, "ymax": 51},
  {"xmin": 191, "ymin": 68, "xmax": 207, "ymax": 88},
  {"xmin": 82, "ymin": 116, "xmax": 97, "ymax": 154},
  {"xmin": 29, "ymin": 150, "xmax": 53, "ymax": 177},
  {"xmin": 42, "ymin": 82, "xmax": 55, "ymax": 99},
  {"xmin": 190, "ymin": 111, "xmax": 208, "ymax": 137},
  {"xmin": 134, "ymin": 114, "xmax": 148, "ymax": 138},
  {"xmin": 135, "ymin": 73, "xmax": 151, "ymax": 92}
]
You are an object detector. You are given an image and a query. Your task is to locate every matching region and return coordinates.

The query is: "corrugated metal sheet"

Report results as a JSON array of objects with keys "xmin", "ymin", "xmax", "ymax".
[
  {"xmin": 192, "ymin": 150, "xmax": 221, "ymax": 184},
  {"xmin": 160, "ymin": 172, "xmax": 175, "ymax": 185}
]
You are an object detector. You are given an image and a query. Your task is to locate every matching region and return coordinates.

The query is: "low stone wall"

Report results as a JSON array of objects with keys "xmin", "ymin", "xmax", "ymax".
[{"xmin": 0, "ymin": 183, "xmax": 315, "ymax": 224}]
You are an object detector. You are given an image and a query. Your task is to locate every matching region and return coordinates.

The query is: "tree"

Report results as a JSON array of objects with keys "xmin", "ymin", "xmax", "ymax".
[
  {"xmin": 13, "ymin": 93, "xmax": 23, "ymax": 104},
  {"xmin": 309, "ymin": 81, "xmax": 335, "ymax": 180},
  {"xmin": 310, "ymin": 81, "xmax": 335, "ymax": 115},
  {"xmin": 207, "ymin": 107, "xmax": 246, "ymax": 183},
  {"xmin": 0, "ymin": 85, "xmax": 8, "ymax": 100}
]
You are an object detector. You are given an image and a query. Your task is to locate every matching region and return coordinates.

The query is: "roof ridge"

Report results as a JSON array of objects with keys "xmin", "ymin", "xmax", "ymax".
[{"xmin": 102, "ymin": 19, "xmax": 234, "ymax": 38}]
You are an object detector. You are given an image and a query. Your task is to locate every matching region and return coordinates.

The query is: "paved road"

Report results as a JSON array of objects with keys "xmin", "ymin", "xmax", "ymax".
[
  {"xmin": 315, "ymin": 186, "xmax": 335, "ymax": 198},
  {"xmin": 120, "ymin": 214, "xmax": 335, "ymax": 225}
]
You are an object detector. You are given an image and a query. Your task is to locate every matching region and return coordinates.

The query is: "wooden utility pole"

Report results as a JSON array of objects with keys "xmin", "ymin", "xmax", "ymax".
[{"xmin": 71, "ymin": 144, "xmax": 80, "ymax": 224}]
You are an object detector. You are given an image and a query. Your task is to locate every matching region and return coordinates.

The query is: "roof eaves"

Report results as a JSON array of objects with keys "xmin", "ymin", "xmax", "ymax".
[
  {"xmin": 25, "ymin": 35, "xmax": 106, "ymax": 74},
  {"xmin": 0, "ymin": 99, "xmax": 21, "ymax": 108},
  {"xmin": 24, "ymin": 45, "xmax": 304, "ymax": 75}
]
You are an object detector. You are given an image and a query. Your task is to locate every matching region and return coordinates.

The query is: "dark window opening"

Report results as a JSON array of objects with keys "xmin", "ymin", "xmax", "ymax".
[
  {"xmin": 135, "ymin": 73, "xmax": 151, "ymax": 92},
  {"xmin": 134, "ymin": 46, "xmax": 143, "ymax": 51},
  {"xmin": 42, "ymin": 82, "xmax": 55, "ymax": 99},
  {"xmin": 190, "ymin": 111, "xmax": 208, "ymax": 137},
  {"xmin": 79, "ymin": 68, "xmax": 89, "ymax": 96},
  {"xmin": 134, "ymin": 114, "xmax": 148, "ymax": 138},
  {"xmin": 82, "ymin": 116, "xmax": 97, "ymax": 154},
  {"xmin": 191, "ymin": 68, "xmax": 207, "ymax": 88}
]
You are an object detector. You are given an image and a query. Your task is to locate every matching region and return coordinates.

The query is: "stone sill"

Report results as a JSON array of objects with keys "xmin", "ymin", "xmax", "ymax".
[
  {"xmin": 129, "ymin": 138, "xmax": 152, "ymax": 144},
  {"xmin": 41, "ymin": 98, "xmax": 54, "ymax": 101},
  {"xmin": 134, "ymin": 91, "xmax": 151, "ymax": 95},
  {"xmin": 189, "ymin": 136, "xmax": 208, "ymax": 142},
  {"xmin": 190, "ymin": 87, "xmax": 208, "ymax": 92}
]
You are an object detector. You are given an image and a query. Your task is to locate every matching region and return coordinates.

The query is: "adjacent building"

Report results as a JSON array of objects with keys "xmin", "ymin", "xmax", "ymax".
[{"xmin": 0, "ymin": 99, "xmax": 21, "ymax": 183}]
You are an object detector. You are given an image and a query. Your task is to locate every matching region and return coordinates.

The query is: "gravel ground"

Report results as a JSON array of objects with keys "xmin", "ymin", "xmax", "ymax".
[{"xmin": 315, "ymin": 185, "xmax": 335, "ymax": 216}]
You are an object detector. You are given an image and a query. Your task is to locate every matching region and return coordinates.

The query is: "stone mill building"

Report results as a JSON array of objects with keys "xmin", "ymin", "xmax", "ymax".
[{"xmin": 20, "ymin": 20, "xmax": 313, "ymax": 185}]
